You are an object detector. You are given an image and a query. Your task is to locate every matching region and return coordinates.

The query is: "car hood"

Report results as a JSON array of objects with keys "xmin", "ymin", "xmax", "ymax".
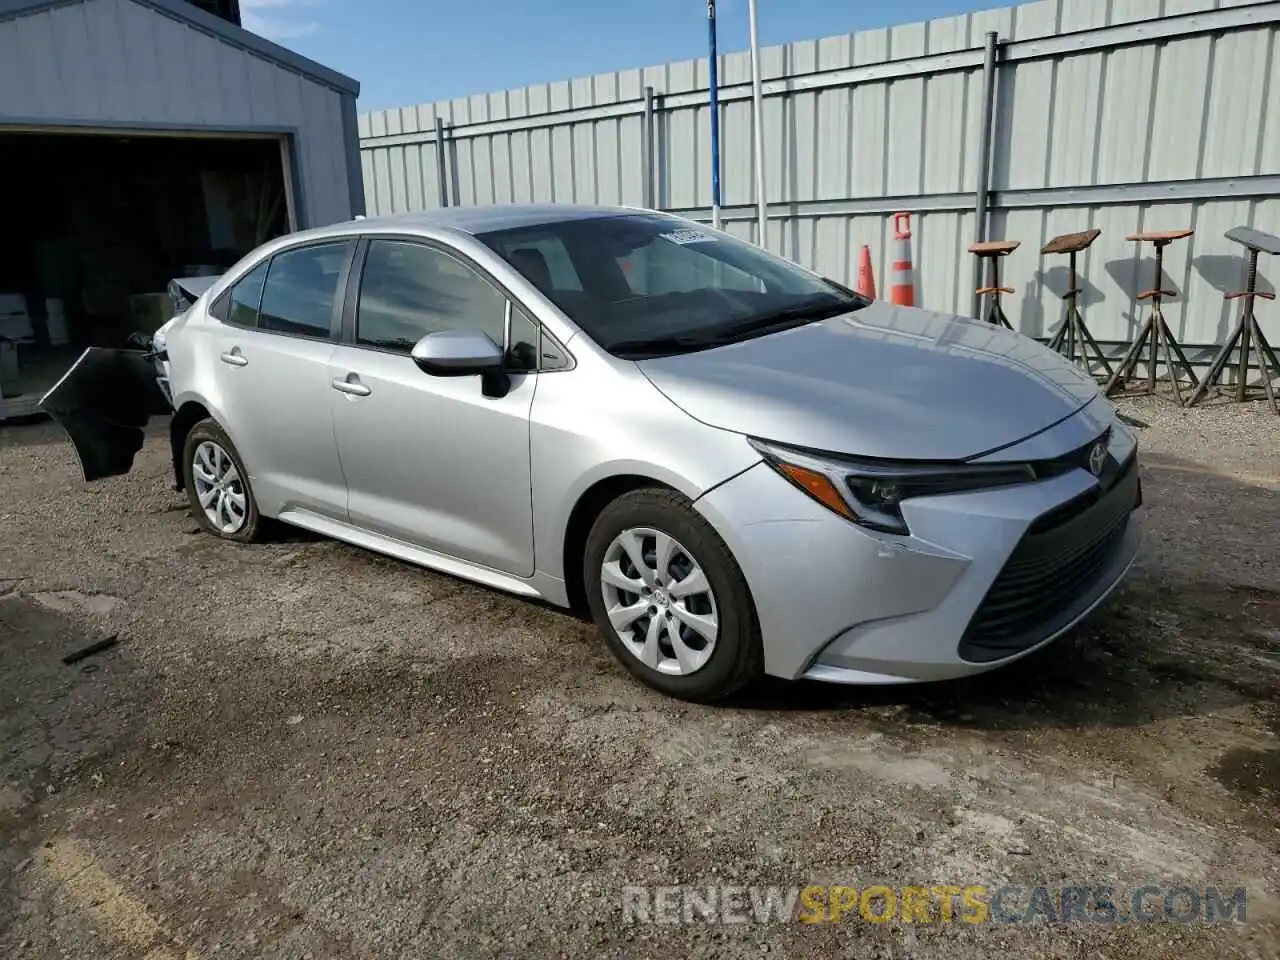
[{"xmin": 637, "ymin": 301, "xmax": 1102, "ymax": 461}]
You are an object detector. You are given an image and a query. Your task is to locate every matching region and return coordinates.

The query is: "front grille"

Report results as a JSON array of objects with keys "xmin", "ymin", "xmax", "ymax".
[{"xmin": 958, "ymin": 458, "xmax": 1139, "ymax": 663}]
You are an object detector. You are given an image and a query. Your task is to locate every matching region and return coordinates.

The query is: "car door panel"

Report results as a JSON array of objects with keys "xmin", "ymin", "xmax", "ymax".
[
  {"xmin": 329, "ymin": 237, "xmax": 537, "ymax": 577},
  {"xmin": 214, "ymin": 329, "xmax": 345, "ymax": 518},
  {"xmin": 204, "ymin": 241, "xmax": 353, "ymax": 521},
  {"xmin": 329, "ymin": 347, "xmax": 536, "ymax": 574}
]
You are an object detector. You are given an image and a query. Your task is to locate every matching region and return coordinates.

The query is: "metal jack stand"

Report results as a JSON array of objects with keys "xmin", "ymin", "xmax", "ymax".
[
  {"xmin": 1188, "ymin": 226, "xmax": 1280, "ymax": 413},
  {"xmin": 1105, "ymin": 229, "xmax": 1199, "ymax": 405},
  {"xmin": 969, "ymin": 240, "xmax": 1019, "ymax": 329},
  {"xmin": 1043, "ymin": 228, "xmax": 1113, "ymax": 381}
]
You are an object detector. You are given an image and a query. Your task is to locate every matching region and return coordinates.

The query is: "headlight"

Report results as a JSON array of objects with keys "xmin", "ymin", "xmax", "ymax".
[{"xmin": 748, "ymin": 438, "xmax": 1036, "ymax": 535}]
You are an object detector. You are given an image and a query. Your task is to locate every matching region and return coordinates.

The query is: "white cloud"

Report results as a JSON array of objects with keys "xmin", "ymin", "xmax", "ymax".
[{"xmin": 241, "ymin": 0, "xmax": 321, "ymax": 42}]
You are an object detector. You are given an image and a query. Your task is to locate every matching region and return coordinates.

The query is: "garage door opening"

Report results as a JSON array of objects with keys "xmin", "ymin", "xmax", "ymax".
[{"xmin": 0, "ymin": 129, "xmax": 291, "ymax": 414}]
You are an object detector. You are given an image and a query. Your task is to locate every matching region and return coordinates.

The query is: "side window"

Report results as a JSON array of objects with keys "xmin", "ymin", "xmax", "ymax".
[
  {"xmin": 507, "ymin": 304, "xmax": 539, "ymax": 372},
  {"xmin": 209, "ymin": 292, "xmax": 229, "ymax": 322},
  {"xmin": 537, "ymin": 327, "xmax": 572, "ymax": 372},
  {"xmin": 222, "ymin": 260, "xmax": 269, "ymax": 328},
  {"xmin": 258, "ymin": 242, "xmax": 349, "ymax": 338},
  {"xmin": 357, "ymin": 240, "xmax": 507, "ymax": 351}
]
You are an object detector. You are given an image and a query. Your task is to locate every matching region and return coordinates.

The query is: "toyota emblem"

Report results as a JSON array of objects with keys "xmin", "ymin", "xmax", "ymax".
[{"xmin": 1088, "ymin": 440, "xmax": 1108, "ymax": 477}]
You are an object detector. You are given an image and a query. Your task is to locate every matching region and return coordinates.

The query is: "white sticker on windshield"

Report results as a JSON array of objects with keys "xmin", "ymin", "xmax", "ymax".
[{"xmin": 659, "ymin": 229, "xmax": 717, "ymax": 245}]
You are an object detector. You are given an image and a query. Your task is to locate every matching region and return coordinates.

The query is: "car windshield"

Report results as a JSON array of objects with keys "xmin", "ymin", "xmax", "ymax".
[{"xmin": 476, "ymin": 213, "xmax": 868, "ymax": 357}]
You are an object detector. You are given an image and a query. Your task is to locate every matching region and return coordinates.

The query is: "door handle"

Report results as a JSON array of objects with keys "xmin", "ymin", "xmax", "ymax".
[
  {"xmin": 331, "ymin": 376, "xmax": 372, "ymax": 397},
  {"xmin": 220, "ymin": 348, "xmax": 248, "ymax": 367}
]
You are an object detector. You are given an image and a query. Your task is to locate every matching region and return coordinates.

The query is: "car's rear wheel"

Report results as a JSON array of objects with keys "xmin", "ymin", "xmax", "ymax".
[
  {"xmin": 182, "ymin": 419, "xmax": 263, "ymax": 542},
  {"xmin": 584, "ymin": 488, "xmax": 763, "ymax": 702}
]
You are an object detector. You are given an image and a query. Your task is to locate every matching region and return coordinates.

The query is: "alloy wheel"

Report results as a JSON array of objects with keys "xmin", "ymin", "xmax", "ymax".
[
  {"xmin": 599, "ymin": 526, "xmax": 719, "ymax": 676},
  {"xmin": 191, "ymin": 440, "xmax": 248, "ymax": 535}
]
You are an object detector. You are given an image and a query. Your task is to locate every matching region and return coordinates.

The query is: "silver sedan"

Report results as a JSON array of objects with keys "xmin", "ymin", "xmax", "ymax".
[{"xmin": 44, "ymin": 204, "xmax": 1140, "ymax": 701}]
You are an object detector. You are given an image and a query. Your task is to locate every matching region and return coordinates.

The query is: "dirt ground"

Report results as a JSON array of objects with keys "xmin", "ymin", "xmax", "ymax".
[{"xmin": 1, "ymin": 396, "xmax": 1278, "ymax": 959}]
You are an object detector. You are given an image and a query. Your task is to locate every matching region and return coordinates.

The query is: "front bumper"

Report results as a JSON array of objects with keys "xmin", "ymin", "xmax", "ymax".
[{"xmin": 695, "ymin": 412, "xmax": 1141, "ymax": 684}]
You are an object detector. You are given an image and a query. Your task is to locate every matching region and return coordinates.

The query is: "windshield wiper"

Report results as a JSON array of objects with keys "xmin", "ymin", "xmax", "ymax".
[
  {"xmin": 609, "ymin": 296, "xmax": 863, "ymax": 359},
  {"xmin": 721, "ymin": 297, "xmax": 860, "ymax": 336},
  {"xmin": 609, "ymin": 333, "xmax": 715, "ymax": 358}
]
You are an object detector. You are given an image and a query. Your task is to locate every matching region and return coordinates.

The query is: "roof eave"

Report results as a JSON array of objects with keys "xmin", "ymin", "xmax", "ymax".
[{"xmin": 0, "ymin": 0, "xmax": 360, "ymax": 97}]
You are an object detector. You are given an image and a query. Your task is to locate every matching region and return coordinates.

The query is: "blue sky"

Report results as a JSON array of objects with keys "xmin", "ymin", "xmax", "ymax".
[{"xmin": 241, "ymin": 0, "xmax": 995, "ymax": 112}]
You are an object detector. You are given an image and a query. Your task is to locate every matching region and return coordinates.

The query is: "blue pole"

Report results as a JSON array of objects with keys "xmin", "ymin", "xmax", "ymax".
[{"xmin": 707, "ymin": 0, "xmax": 722, "ymax": 228}]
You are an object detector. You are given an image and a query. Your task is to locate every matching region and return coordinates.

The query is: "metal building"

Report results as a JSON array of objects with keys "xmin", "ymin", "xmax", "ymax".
[{"xmin": 0, "ymin": 0, "xmax": 364, "ymax": 415}]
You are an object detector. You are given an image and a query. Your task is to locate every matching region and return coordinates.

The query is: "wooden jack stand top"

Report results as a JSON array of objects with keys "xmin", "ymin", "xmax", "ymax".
[
  {"xmin": 1041, "ymin": 228, "xmax": 1100, "ymax": 255},
  {"xmin": 1126, "ymin": 228, "xmax": 1194, "ymax": 243},
  {"xmin": 968, "ymin": 240, "xmax": 1020, "ymax": 256}
]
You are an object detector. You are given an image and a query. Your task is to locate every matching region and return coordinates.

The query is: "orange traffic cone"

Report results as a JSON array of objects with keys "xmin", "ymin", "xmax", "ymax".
[
  {"xmin": 855, "ymin": 245, "xmax": 877, "ymax": 299},
  {"xmin": 888, "ymin": 212, "xmax": 916, "ymax": 307}
]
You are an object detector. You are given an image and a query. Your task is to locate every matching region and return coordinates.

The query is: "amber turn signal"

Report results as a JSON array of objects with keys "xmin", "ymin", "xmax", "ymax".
[{"xmin": 773, "ymin": 461, "xmax": 856, "ymax": 521}]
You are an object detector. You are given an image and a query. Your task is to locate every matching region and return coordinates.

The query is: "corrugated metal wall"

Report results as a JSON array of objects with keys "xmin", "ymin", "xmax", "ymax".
[
  {"xmin": 358, "ymin": 0, "xmax": 1280, "ymax": 352},
  {"xmin": 0, "ymin": 0, "xmax": 359, "ymax": 227}
]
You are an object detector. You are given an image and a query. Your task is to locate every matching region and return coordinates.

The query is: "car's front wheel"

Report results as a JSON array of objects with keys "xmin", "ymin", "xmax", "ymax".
[
  {"xmin": 584, "ymin": 488, "xmax": 763, "ymax": 702},
  {"xmin": 182, "ymin": 418, "xmax": 263, "ymax": 542}
]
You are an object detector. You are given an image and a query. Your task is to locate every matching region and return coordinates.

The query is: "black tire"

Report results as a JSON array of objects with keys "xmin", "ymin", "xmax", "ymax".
[
  {"xmin": 181, "ymin": 418, "xmax": 264, "ymax": 543},
  {"xmin": 584, "ymin": 488, "xmax": 763, "ymax": 702}
]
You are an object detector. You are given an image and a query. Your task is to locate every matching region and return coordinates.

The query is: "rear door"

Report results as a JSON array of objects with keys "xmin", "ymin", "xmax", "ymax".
[
  {"xmin": 204, "ymin": 240, "xmax": 354, "ymax": 519},
  {"xmin": 328, "ymin": 237, "xmax": 538, "ymax": 576}
]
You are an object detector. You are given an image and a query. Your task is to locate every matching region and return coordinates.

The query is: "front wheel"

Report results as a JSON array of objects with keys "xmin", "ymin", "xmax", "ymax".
[{"xmin": 584, "ymin": 488, "xmax": 763, "ymax": 702}]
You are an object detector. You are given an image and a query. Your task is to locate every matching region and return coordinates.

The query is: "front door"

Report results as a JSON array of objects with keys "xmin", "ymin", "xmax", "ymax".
[{"xmin": 329, "ymin": 238, "xmax": 537, "ymax": 577}]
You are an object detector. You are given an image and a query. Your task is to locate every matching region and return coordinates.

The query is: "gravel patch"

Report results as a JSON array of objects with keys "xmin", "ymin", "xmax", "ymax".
[{"xmin": 1, "ymin": 400, "xmax": 1278, "ymax": 959}]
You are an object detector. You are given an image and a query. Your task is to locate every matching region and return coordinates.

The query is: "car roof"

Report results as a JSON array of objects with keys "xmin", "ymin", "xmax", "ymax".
[{"xmin": 345, "ymin": 203, "xmax": 658, "ymax": 236}]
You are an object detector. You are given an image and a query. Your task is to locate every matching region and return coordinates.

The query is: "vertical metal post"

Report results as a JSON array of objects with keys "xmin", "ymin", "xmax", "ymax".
[
  {"xmin": 1149, "ymin": 240, "xmax": 1167, "ymax": 394},
  {"xmin": 279, "ymin": 137, "xmax": 300, "ymax": 231},
  {"xmin": 971, "ymin": 30, "xmax": 999, "ymax": 317},
  {"xmin": 434, "ymin": 116, "xmax": 449, "ymax": 208},
  {"xmin": 642, "ymin": 85, "xmax": 656, "ymax": 209},
  {"xmin": 1236, "ymin": 249, "xmax": 1259, "ymax": 402},
  {"xmin": 748, "ymin": 0, "xmax": 767, "ymax": 247},
  {"xmin": 707, "ymin": 1, "xmax": 722, "ymax": 229},
  {"xmin": 1067, "ymin": 251, "xmax": 1079, "ymax": 362}
]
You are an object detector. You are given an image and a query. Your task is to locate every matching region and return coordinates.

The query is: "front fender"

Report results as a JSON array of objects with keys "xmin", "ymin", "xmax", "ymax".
[{"xmin": 528, "ymin": 362, "xmax": 761, "ymax": 586}]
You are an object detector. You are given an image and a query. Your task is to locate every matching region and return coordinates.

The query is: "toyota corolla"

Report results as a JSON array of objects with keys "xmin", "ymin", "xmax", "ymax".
[{"xmin": 43, "ymin": 205, "xmax": 1140, "ymax": 702}]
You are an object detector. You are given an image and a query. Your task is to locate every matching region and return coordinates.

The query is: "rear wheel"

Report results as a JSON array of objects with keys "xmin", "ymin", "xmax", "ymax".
[
  {"xmin": 182, "ymin": 419, "xmax": 263, "ymax": 542},
  {"xmin": 584, "ymin": 488, "xmax": 762, "ymax": 702}
]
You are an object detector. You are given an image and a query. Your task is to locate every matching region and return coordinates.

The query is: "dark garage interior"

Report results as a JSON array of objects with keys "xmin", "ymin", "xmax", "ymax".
[{"xmin": 0, "ymin": 130, "xmax": 290, "ymax": 401}]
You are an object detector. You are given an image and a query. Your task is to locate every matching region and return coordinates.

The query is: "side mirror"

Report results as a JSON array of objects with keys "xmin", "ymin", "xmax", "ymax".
[{"xmin": 410, "ymin": 330, "xmax": 504, "ymax": 377}]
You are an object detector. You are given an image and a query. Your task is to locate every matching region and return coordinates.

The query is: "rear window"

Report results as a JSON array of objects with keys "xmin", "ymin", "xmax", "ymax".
[{"xmin": 220, "ymin": 260, "xmax": 268, "ymax": 328}]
